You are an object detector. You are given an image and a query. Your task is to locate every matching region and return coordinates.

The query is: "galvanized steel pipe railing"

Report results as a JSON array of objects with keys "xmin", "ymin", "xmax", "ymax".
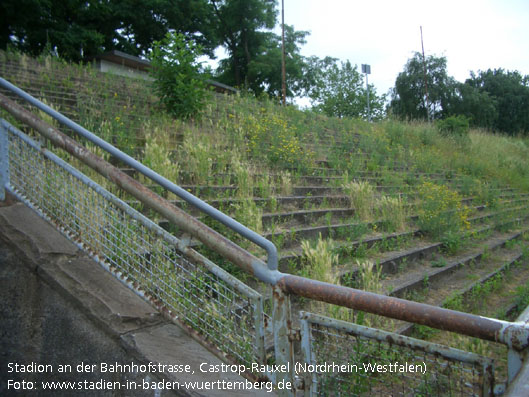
[
  {"xmin": 0, "ymin": 77, "xmax": 278, "ymax": 272},
  {"xmin": 0, "ymin": 90, "xmax": 272, "ymax": 280},
  {"xmin": 1, "ymin": 78, "xmax": 529, "ymax": 354}
]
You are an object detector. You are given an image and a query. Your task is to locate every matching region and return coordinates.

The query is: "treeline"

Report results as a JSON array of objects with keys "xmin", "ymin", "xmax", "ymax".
[
  {"xmin": 0, "ymin": 0, "xmax": 309, "ymax": 98},
  {"xmin": 389, "ymin": 53, "xmax": 529, "ymax": 136},
  {"xmin": 1, "ymin": 0, "xmax": 385, "ymax": 118},
  {"xmin": 2, "ymin": 1, "xmax": 527, "ymax": 134}
]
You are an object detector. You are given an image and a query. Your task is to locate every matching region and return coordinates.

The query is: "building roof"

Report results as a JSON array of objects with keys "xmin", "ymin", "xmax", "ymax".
[
  {"xmin": 95, "ymin": 50, "xmax": 237, "ymax": 94},
  {"xmin": 95, "ymin": 50, "xmax": 150, "ymax": 72}
]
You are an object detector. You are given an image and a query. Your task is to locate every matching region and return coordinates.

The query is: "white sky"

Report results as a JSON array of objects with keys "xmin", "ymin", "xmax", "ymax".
[
  {"xmin": 204, "ymin": 0, "xmax": 529, "ymax": 105},
  {"xmin": 282, "ymin": 0, "xmax": 529, "ymax": 98}
]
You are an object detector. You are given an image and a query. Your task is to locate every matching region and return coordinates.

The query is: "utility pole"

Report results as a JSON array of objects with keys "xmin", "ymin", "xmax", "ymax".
[
  {"xmin": 362, "ymin": 64, "xmax": 371, "ymax": 122},
  {"xmin": 420, "ymin": 26, "xmax": 430, "ymax": 122},
  {"xmin": 281, "ymin": 0, "xmax": 286, "ymax": 106}
]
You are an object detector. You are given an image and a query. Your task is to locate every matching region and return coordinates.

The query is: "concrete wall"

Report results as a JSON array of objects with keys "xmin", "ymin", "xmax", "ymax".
[
  {"xmin": 97, "ymin": 60, "xmax": 153, "ymax": 81},
  {"xmin": 0, "ymin": 202, "xmax": 270, "ymax": 396},
  {"xmin": 0, "ymin": 203, "xmax": 168, "ymax": 396}
]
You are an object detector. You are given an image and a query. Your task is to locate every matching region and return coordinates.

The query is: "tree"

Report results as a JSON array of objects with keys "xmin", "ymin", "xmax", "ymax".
[
  {"xmin": 149, "ymin": 32, "xmax": 210, "ymax": 119},
  {"xmin": 464, "ymin": 69, "xmax": 529, "ymax": 135},
  {"xmin": 0, "ymin": 0, "xmax": 218, "ymax": 61},
  {"xmin": 0, "ymin": 0, "xmax": 109, "ymax": 61},
  {"xmin": 390, "ymin": 53, "xmax": 456, "ymax": 121},
  {"xmin": 211, "ymin": 0, "xmax": 277, "ymax": 88},
  {"xmin": 304, "ymin": 57, "xmax": 385, "ymax": 119},
  {"xmin": 447, "ymin": 82, "xmax": 498, "ymax": 130},
  {"xmin": 245, "ymin": 24, "xmax": 309, "ymax": 98}
]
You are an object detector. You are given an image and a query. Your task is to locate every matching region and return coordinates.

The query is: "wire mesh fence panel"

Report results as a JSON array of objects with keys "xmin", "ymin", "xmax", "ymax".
[
  {"xmin": 300, "ymin": 312, "xmax": 494, "ymax": 397},
  {"xmin": 2, "ymin": 120, "xmax": 265, "ymax": 369}
]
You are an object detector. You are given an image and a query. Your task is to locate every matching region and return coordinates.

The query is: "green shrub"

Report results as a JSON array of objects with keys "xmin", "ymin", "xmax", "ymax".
[
  {"xmin": 149, "ymin": 32, "xmax": 209, "ymax": 119},
  {"xmin": 417, "ymin": 182, "xmax": 470, "ymax": 238},
  {"xmin": 436, "ymin": 115, "xmax": 470, "ymax": 139}
]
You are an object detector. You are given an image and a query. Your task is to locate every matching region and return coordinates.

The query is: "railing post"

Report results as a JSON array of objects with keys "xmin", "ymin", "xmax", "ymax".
[
  {"xmin": 0, "ymin": 123, "xmax": 9, "ymax": 201},
  {"xmin": 299, "ymin": 312, "xmax": 315, "ymax": 396},
  {"xmin": 253, "ymin": 294, "xmax": 266, "ymax": 365},
  {"xmin": 506, "ymin": 306, "xmax": 529, "ymax": 394},
  {"xmin": 272, "ymin": 285, "xmax": 295, "ymax": 396}
]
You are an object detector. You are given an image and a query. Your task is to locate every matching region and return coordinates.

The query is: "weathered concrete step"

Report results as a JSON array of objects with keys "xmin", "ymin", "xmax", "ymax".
[
  {"xmin": 275, "ymin": 202, "xmax": 529, "ymax": 274},
  {"xmin": 278, "ymin": 229, "xmax": 421, "ymax": 270},
  {"xmin": 396, "ymin": 244, "xmax": 527, "ymax": 337},
  {"xmin": 0, "ymin": 69, "xmax": 149, "ymax": 109},
  {"xmin": 148, "ymin": 182, "xmax": 519, "ymax": 202},
  {"xmin": 198, "ymin": 172, "xmax": 464, "ymax": 187},
  {"xmin": 386, "ymin": 226, "xmax": 529, "ymax": 300},
  {"xmin": 264, "ymin": 194, "xmax": 521, "ymax": 232},
  {"xmin": 128, "ymin": 191, "xmax": 527, "ymax": 226},
  {"xmin": 437, "ymin": 250, "xmax": 526, "ymax": 308},
  {"xmin": 131, "ymin": 191, "xmax": 529, "ymax": 220},
  {"xmin": 339, "ymin": 240, "xmax": 442, "ymax": 282},
  {"xmin": 156, "ymin": 200, "xmax": 528, "ymax": 256},
  {"xmin": 336, "ymin": 216, "xmax": 519, "ymax": 287},
  {"xmin": 264, "ymin": 200, "xmax": 518, "ymax": 250},
  {"xmin": 262, "ymin": 207, "xmax": 354, "ymax": 227},
  {"xmin": 0, "ymin": 62, "xmax": 149, "ymax": 95}
]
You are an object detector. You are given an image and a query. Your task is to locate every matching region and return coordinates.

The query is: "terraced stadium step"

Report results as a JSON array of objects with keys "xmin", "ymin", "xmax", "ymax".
[
  {"xmin": 263, "ymin": 201, "xmax": 519, "ymax": 250},
  {"xmin": 275, "ymin": 203, "xmax": 529, "ymax": 273},
  {"xmin": 126, "ymin": 191, "xmax": 527, "ymax": 224},
  {"xmin": 335, "ymin": 216, "xmax": 524, "ymax": 285},
  {"xmin": 394, "ymin": 231, "xmax": 529, "ymax": 337},
  {"xmin": 338, "ymin": 224, "xmax": 529, "ymax": 337},
  {"xmin": 147, "ymin": 183, "xmax": 521, "ymax": 204},
  {"xmin": 262, "ymin": 207, "xmax": 354, "ymax": 227},
  {"xmin": 384, "ymin": 225, "xmax": 529, "ymax": 300}
]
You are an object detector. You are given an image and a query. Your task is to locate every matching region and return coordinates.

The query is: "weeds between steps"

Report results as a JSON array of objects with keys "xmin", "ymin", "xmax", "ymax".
[{"xmin": 341, "ymin": 180, "xmax": 407, "ymax": 232}]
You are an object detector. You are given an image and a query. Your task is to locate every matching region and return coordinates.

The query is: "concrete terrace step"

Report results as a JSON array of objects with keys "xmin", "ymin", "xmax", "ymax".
[
  {"xmin": 130, "ymin": 191, "xmax": 528, "ymax": 220},
  {"xmin": 338, "ymin": 217, "xmax": 526, "ymax": 288},
  {"xmin": 278, "ymin": 229, "xmax": 421, "ymax": 270},
  {"xmin": 394, "ymin": 232, "xmax": 529, "ymax": 337},
  {"xmin": 274, "ymin": 203, "xmax": 529, "ymax": 271},
  {"xmin": 264, "ymin": 200, "xmax": 526, "ymax": 250},
  {"xmin": 385, "ymin": 226, "xmax": 529, "ymax": 300},
  {"xmin": 262, "ymin": 207, "xmax": 354, "ymax": 227}
]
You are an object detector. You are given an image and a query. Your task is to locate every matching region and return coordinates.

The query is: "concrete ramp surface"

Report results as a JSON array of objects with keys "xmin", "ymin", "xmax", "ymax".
[{"xmin": 0, "ymin": 202, "xmax": 274, "ymax": 396}]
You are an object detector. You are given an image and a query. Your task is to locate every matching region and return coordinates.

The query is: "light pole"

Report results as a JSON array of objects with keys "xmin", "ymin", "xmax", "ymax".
[
  {"xmin": 281, "ymin": 0, "xmax": 286, "ymax": 106},
  {"xmin": 362, "ymin": 64, "xmax": 371, "ymax": 121},
  {"xmin": 420, "ymin": 26, "xmax": 430, "ymax": 122}
]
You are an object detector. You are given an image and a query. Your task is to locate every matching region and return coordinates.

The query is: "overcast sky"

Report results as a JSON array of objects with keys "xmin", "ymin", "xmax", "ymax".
[{"xmin": 282, "ymin": 0, "xmax": 529, "ymax": 100}]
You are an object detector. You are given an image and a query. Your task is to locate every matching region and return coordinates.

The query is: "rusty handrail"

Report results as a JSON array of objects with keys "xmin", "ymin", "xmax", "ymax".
[{"xmin": 1, "ymin": 81, "xmax": 528, "ymax": 354}]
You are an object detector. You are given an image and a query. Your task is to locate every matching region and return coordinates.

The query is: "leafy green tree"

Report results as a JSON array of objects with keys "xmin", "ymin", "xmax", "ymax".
[
  {"xmin": 245, "ymin": 25, "xmax": 309, "ymax": 98},
  {"xmin": 448, "ymin": 82, "xmax": 498, "ymax": 130},
  {"xmin": 390, "ymin": 53, "xmax": 456, "ymax": 121},
  {"xmin": 464, "ymin": 69, "xmax": 529, "ymax": 135},
  {"xmin": 0, "ymin": 0, "xmax": 108, "ymax": 61},
  {"xmin": 149, "ymin": 32, "xmax": 210, "ymax": 119},
  {"xmin": 304, "ymin": 57, "xmax": 385, "ymax": 119},
  {"xmin": 0, "ymin": 0, "xmax": 217, "ymax": 61},
  {"xmin": 211, "ymin": 0, "xmax": 277, "ymax": 88},
  {"xmin": 110, "ymin": 0, "xmax": 218, "ymax": 58}
]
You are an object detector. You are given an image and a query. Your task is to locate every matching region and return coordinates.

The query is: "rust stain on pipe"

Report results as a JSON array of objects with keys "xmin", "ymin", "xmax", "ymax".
[{"xmin": 278, "ymin": 274, "xmax": 506, "ymax": 344}]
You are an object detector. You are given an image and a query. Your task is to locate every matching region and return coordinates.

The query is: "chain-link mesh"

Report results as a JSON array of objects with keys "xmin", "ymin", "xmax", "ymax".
[
  {"xmin": 301, "ymin": 312, "xmax": 493, "ymax": 397},
  {"xmin": 3, "ymin": 121, "xmax": 264, "ymax": 368}
]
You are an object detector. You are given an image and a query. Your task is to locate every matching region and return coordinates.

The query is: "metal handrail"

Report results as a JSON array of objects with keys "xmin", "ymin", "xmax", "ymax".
[
  {"xmin": 0, "ymin": 77, "xmax": 279, "ymax": 271},
  {"xmin": 1, "ymin": 77, "xmax": 528, "ymax": 359}
]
